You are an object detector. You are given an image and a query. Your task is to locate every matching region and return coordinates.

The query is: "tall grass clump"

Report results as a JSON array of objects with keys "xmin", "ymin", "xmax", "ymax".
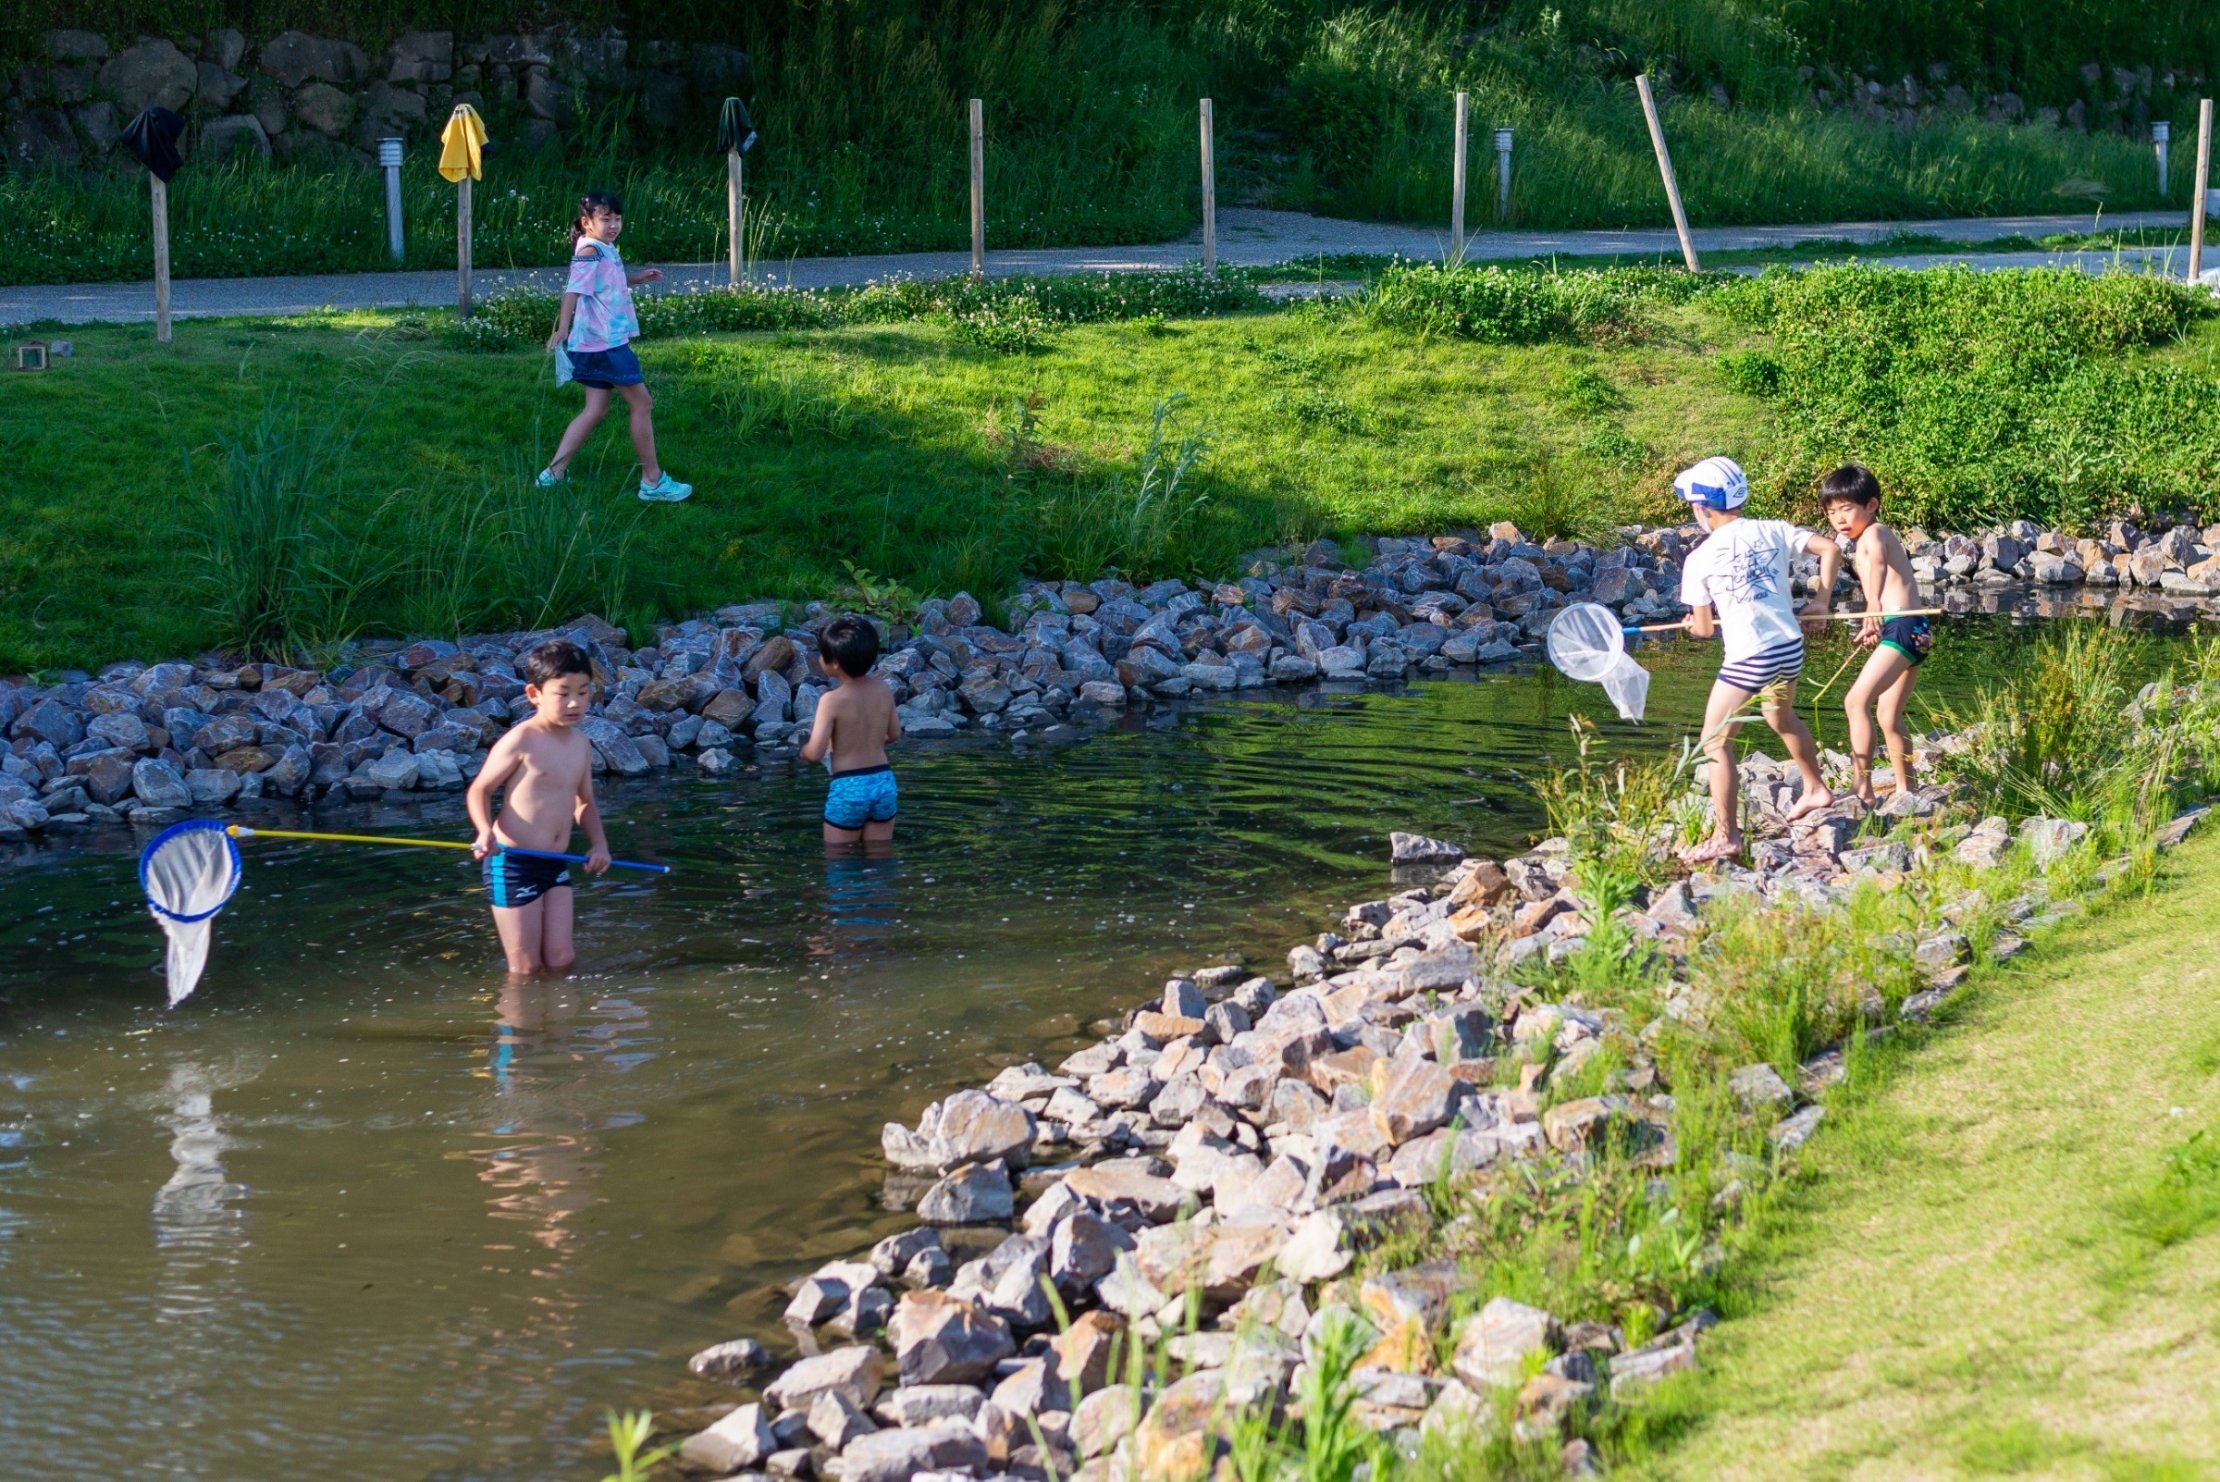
[
  {"xmin": 189, "ymin": 391, "xmax": 643, "ymax": 660},
  {"xmin": 449, "ymin": 266, "xmax": 1269, "ymax": 352},
  {"xmin": 1032, "ymin": 393, "xmax": 1219, "ymax": 583},
  {"xmin": 1928, "ymin": 620, "xmax": 2147, "ymax": 818},
  {"xmin": 1719, "ymin": 263, "xmax": 2220, "ymax": 529},
  {"xmin": 185, "ymin": 392, "xmax": 394, "ymax": 658},
  {"xmin": 1533, "ymin": 715, "xmax": 1707, "ymax": 890},
  {"xmin": 1364, "ymin": 263, "xmax": 1706, "ymax": 346}
]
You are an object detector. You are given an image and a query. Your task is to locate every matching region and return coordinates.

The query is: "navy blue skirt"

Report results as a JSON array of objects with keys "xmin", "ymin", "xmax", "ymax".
[{"xmin": 568, "ymin": 344, "xmax": 643, "ymax": 388}]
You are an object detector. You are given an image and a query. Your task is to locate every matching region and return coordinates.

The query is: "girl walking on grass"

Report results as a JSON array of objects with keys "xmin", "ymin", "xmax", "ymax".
[{"xmin": 539, "ymin": 190, "xmax": 692, "ymax": 503}]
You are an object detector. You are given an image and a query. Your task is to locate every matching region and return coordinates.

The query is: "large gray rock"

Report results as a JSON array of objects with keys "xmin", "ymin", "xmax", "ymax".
[
  {"xmin": 87, "ymin": 711, "xmax": 151, "ymax": 751},
  {"xmin": 387, "ymin": 30, "xmax": 455, "ymax": 84},
  {"xmin": 1608, "ymin": 1337, "xmax": 1697, "ymax": 1398},
  {"xmin": 363, "ymin": 749, "xmax": 419, "ymax": 790},
  {"xmin": 917, "ymin": 1162, "xmax": 1014, "ymax": 1225},
  {"xmin": 687, "ymin": 1337, "xmax": 770, "ymax": 1378},
  {"xmin": 2021, "ymin": 816, "xmax": 2090, "ymax": 868},
  {"xmin": 184, "ymin": 768, "xmax": 242, "ymax": 805},
  {"xmin": 762, "ymin": 1345, "xmax": 884, "ymax": 1412},
  {"xmin": 1050, "ymin": 1209, "xmax": 1136, "ymax": 1291},
  {"xmin": 199, "ymin": 113, "xmax": 270, "ymax": 160},
  {"xmin": 949, "ymin": 1233, "xmax": 1054, "ymax": 1328},
  {"xmin": 1727, "ymin": 1062, "xmax": 1793, "ymax": 1111},
  {"xmin": 1072, "ymin": 1384, "xmax": 1144, "ymax": 1460},
  {"xmin": 1390, "ymin": 831, "xmax": 1465, "ymax": 865},
  {"xmin": 677, "ymin": 1402, "xmax": 774, "ymax": 1473},
  {"xmin": 889, "ymin": 1289, "xmax": 1014, "ymax": 1386},
  {"xmin": 833, "ymin": 1421, "xmax": 988, "ymax": 1482},
  {"xmin": 130, "ymin": 758, "xmax": 192, "ymax": 810},
  {"xmin": 807, "ymin": 1388, "xmax": 878, "ymax": 1451},
  {"xmin": 196, "ymin": 61, "xmax": 247, "ymax": 110},
  {"xmin": 289, "ymin": 81, "xmax": 354, "ymax": 135},
  {"xmin": 14, "ymin": 699, "xmax": 83, "ymax": 748},
  {"xmin": 1368, "ymin": 1052, "xmax": 1463, "ymax": 1145},
  {"xmin": 1451, "ymin": 1297, "xmax": 1561, "ymax": 1391},
  {"xmin": 926, "ymin": 1090, "xmax": 1035, "ymax": 1172},
  {"xmin": 100, "ymin": 39, "xmax": 198, "ymax": 114},
  {"xmin": 258, "ymin": 31, "xmax": 369, "ymax": 88},
  {"xmin": 578, "ymin": 716, "xmax": 649, "ymax": 775}
]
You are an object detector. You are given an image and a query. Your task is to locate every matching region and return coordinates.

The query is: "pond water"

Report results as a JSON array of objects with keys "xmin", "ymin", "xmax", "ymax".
[{"xmin": 0, "ymin": 611, "xmax": 2193, "ymax": 1479}]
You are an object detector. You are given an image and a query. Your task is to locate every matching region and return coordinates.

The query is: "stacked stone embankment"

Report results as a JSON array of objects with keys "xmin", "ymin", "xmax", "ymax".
[
  {"xmin": 7, "ymin": 514, "xmax": 2219, "ymax": 845},
  {"xmin": 666, "ymin": 740, "xmax": 2207, "ymax": 1479}
]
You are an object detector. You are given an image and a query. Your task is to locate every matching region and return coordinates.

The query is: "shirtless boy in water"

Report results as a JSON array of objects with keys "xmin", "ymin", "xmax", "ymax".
[
  {"xmin": 800, "ymin": 615, "xmax": 903, "ymax": 848},
  {"xmin": 466, "ymin": 639, "xmax": 612, "ymax": 972},
  {"xmin": 1822, "ymin": 464, "xmax": 1932, "ymax": 806}
]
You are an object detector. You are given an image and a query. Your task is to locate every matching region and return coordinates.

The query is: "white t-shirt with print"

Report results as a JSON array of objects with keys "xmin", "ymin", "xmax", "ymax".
[{"xmin": 1678, "ymin": 517, "xmax": 1813, "ymax": 664}]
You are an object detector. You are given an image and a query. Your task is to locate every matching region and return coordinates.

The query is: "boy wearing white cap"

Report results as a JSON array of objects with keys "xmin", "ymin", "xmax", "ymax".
[{"xmin": 1674, "ymin": 456, "xmax": 1844, "ymax": 864}]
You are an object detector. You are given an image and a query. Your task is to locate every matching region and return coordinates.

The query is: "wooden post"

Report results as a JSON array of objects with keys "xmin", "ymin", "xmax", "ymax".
[
  {"xmin": 2190, "ymin": 98, "xmax": 2213, "ymax": 285},
  {"xmin": 457, "ymin": 175, "xmax": 474, "ymax": 318},
  {"xmin": 1635, "ymin": 74, "xmax": 1700, "ymax": 272},
  {"xmin": 727, "ymin": 148, "xmax": 745, "ymax": 287},
  {"xmin": 1200, "ymin": 98, "xmax": 1217, "ymax": 275},
  {"xmin": 1450, "ymin": 91, "xmax": 1468, "ymax": 261},
  {"xmin": 149, "ymin": 174, "xmax": 172, "ymax": 344},
  {"xmin": 969, "ymin": 97, "xmax": 985, "ymax": 278}
]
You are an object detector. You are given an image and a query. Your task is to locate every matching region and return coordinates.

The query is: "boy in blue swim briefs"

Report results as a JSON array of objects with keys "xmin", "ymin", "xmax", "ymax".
[
  {"xmin": 466, "ymin": 640, "xmax": 612, "ymax": 973},
  {"xmin": 800, "ymin": 615, "xmax": 903, "ymax": 847},
  {"xmin": 1821, "ymin": 464, "xmax": 1930, "ymax": 807}
]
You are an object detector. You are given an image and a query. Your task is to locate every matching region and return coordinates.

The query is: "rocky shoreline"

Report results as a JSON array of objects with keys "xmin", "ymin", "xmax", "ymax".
[
  {"xmin": 658, "ymin": 720, "xmax": 2209, "ymax": 1480},
  {"xmin": 8, "ymin": 514, "xmax": 2220, "ymax": 849}
]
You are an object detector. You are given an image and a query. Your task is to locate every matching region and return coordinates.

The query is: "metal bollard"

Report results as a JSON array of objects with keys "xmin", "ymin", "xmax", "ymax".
[
  {"xmin": 1494, "ymin": 127, "xmax": 1514, "ymax": 221},
  {"xmin": 2155, "ymin": 121, "xmax": 2171, "ymax": 199},
  {"xmin": 379, "ymin": 137, "xmax": 405, "ymax": 263}
]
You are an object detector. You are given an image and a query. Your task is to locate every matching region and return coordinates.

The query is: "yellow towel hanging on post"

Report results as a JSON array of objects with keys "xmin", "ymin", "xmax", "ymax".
[{"xmin": 438, "ymin": 103, "xmax": 488, "ymax": 182}]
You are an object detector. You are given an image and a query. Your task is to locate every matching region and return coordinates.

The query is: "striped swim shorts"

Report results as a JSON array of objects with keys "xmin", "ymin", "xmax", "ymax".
[{"xmin": 1717, "ymin": 637, "xmax": 1805, "ymax": 693}]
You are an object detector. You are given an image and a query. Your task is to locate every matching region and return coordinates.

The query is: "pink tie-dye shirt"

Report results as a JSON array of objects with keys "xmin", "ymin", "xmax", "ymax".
[{"xmin": 563, "ymin": 240, "xmax": 639, "ymax": 353}]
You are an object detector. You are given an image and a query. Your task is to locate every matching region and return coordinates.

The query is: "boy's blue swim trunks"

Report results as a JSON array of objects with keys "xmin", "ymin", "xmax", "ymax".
[
  {"xmin": 483, "ymin": 848, "xmax": 571, "ymax": 908},
  {"xmin": 825, "ymin": 764, "xmax": 898, "ymax": 831},
  {"xmin": 1878, "ymin": 614, "xmax": 1933, "ymax": 667}
]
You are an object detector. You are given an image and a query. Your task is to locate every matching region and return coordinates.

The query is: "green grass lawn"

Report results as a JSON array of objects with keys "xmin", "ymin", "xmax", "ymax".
[
  {"xmin": 0, "ymin": 303, "xmax": 1755, "ymax": 673},
  {"xmin": 1630, "ymin": 828, "xmax": 2220, "ymax": 1480}
]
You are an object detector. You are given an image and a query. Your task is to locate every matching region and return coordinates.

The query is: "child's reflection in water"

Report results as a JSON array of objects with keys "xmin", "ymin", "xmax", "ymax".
[{"xmin": 804, "ymin": 846, "xmax": 901, "ymax": 966}]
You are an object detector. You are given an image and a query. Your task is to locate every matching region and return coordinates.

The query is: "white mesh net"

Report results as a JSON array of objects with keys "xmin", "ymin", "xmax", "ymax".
[
  {"xmin": 1546, "ymin": 602, "xmax": 1653, "ymax": 723},
  {"xmin": 140, "ymin": 823, "xmax": 242, "ymax": 1007}
]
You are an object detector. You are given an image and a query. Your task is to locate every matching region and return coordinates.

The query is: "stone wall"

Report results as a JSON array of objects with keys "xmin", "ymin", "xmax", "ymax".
[
  {"xmin": 4, "ymin": 26, "xmax": 749, "ymax": 170},
  {"xmin": 8, "ymin": 25, "xmax": 2205, "ymax": 177},
  {"xmin": 1798, "ymin": 59, "xmax": 2200, "ymax": 133}
]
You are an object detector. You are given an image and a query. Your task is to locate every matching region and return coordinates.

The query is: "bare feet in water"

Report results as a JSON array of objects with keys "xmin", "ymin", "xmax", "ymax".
[
  {"xmin": 1784, "ymin": 785, "xmax": 1834, "ymax": 823},
  {"xmin": 1680, "ymin": 834, "xmax": 1740, "ymax": 866}
]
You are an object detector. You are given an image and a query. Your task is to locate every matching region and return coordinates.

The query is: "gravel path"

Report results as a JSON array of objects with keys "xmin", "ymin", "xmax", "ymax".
[{"xmin": 0, "ymin": 207, "xmax": 2199, "ymax": 327}]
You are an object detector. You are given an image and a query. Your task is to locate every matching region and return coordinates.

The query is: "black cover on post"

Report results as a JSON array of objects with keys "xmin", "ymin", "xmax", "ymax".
[
  {"xmin": 718, "ymin": 96, "xmax": 757, "ymax": 154},
  {"xmin": 122, "ymin": 106, "xmax": 187, "ymax": 181}
]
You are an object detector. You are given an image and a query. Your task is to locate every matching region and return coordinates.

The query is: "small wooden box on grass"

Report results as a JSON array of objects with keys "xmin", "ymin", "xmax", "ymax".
[{"xmin": 15, "ymin": 342, "xmax": 48, "ymax": 371}]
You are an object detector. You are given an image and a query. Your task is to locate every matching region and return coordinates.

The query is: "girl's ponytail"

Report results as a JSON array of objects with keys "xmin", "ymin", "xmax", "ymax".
[{"xmin": 570, "ymin": 189, "xmax": 624, "ymax": 249}]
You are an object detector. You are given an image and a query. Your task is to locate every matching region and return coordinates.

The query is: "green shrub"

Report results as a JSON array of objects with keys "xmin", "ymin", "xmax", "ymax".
[
  {"xmin": 1719, "ymin": 264, "xmax": 2220, "ymax": 528},
  {"xmin": 1365, "ymin": 263, "xmax": 1707, "ymax": 347},
  {"xmin": 444, "ymin": 266, "xmax": 1265, "ymax": 352},
  {"xmin": 1717, "ymin": 349, "xmax": 1784, "ymax": 398}
]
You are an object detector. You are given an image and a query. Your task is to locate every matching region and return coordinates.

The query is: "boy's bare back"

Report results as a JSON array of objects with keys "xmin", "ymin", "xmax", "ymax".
[
  {"xmin": 813, "ymin": 675, "xmax": 898, "ymax": 770},
  {"xmin": 481, "ymin": 718, "xmax": 593, "ymax": 851}
]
